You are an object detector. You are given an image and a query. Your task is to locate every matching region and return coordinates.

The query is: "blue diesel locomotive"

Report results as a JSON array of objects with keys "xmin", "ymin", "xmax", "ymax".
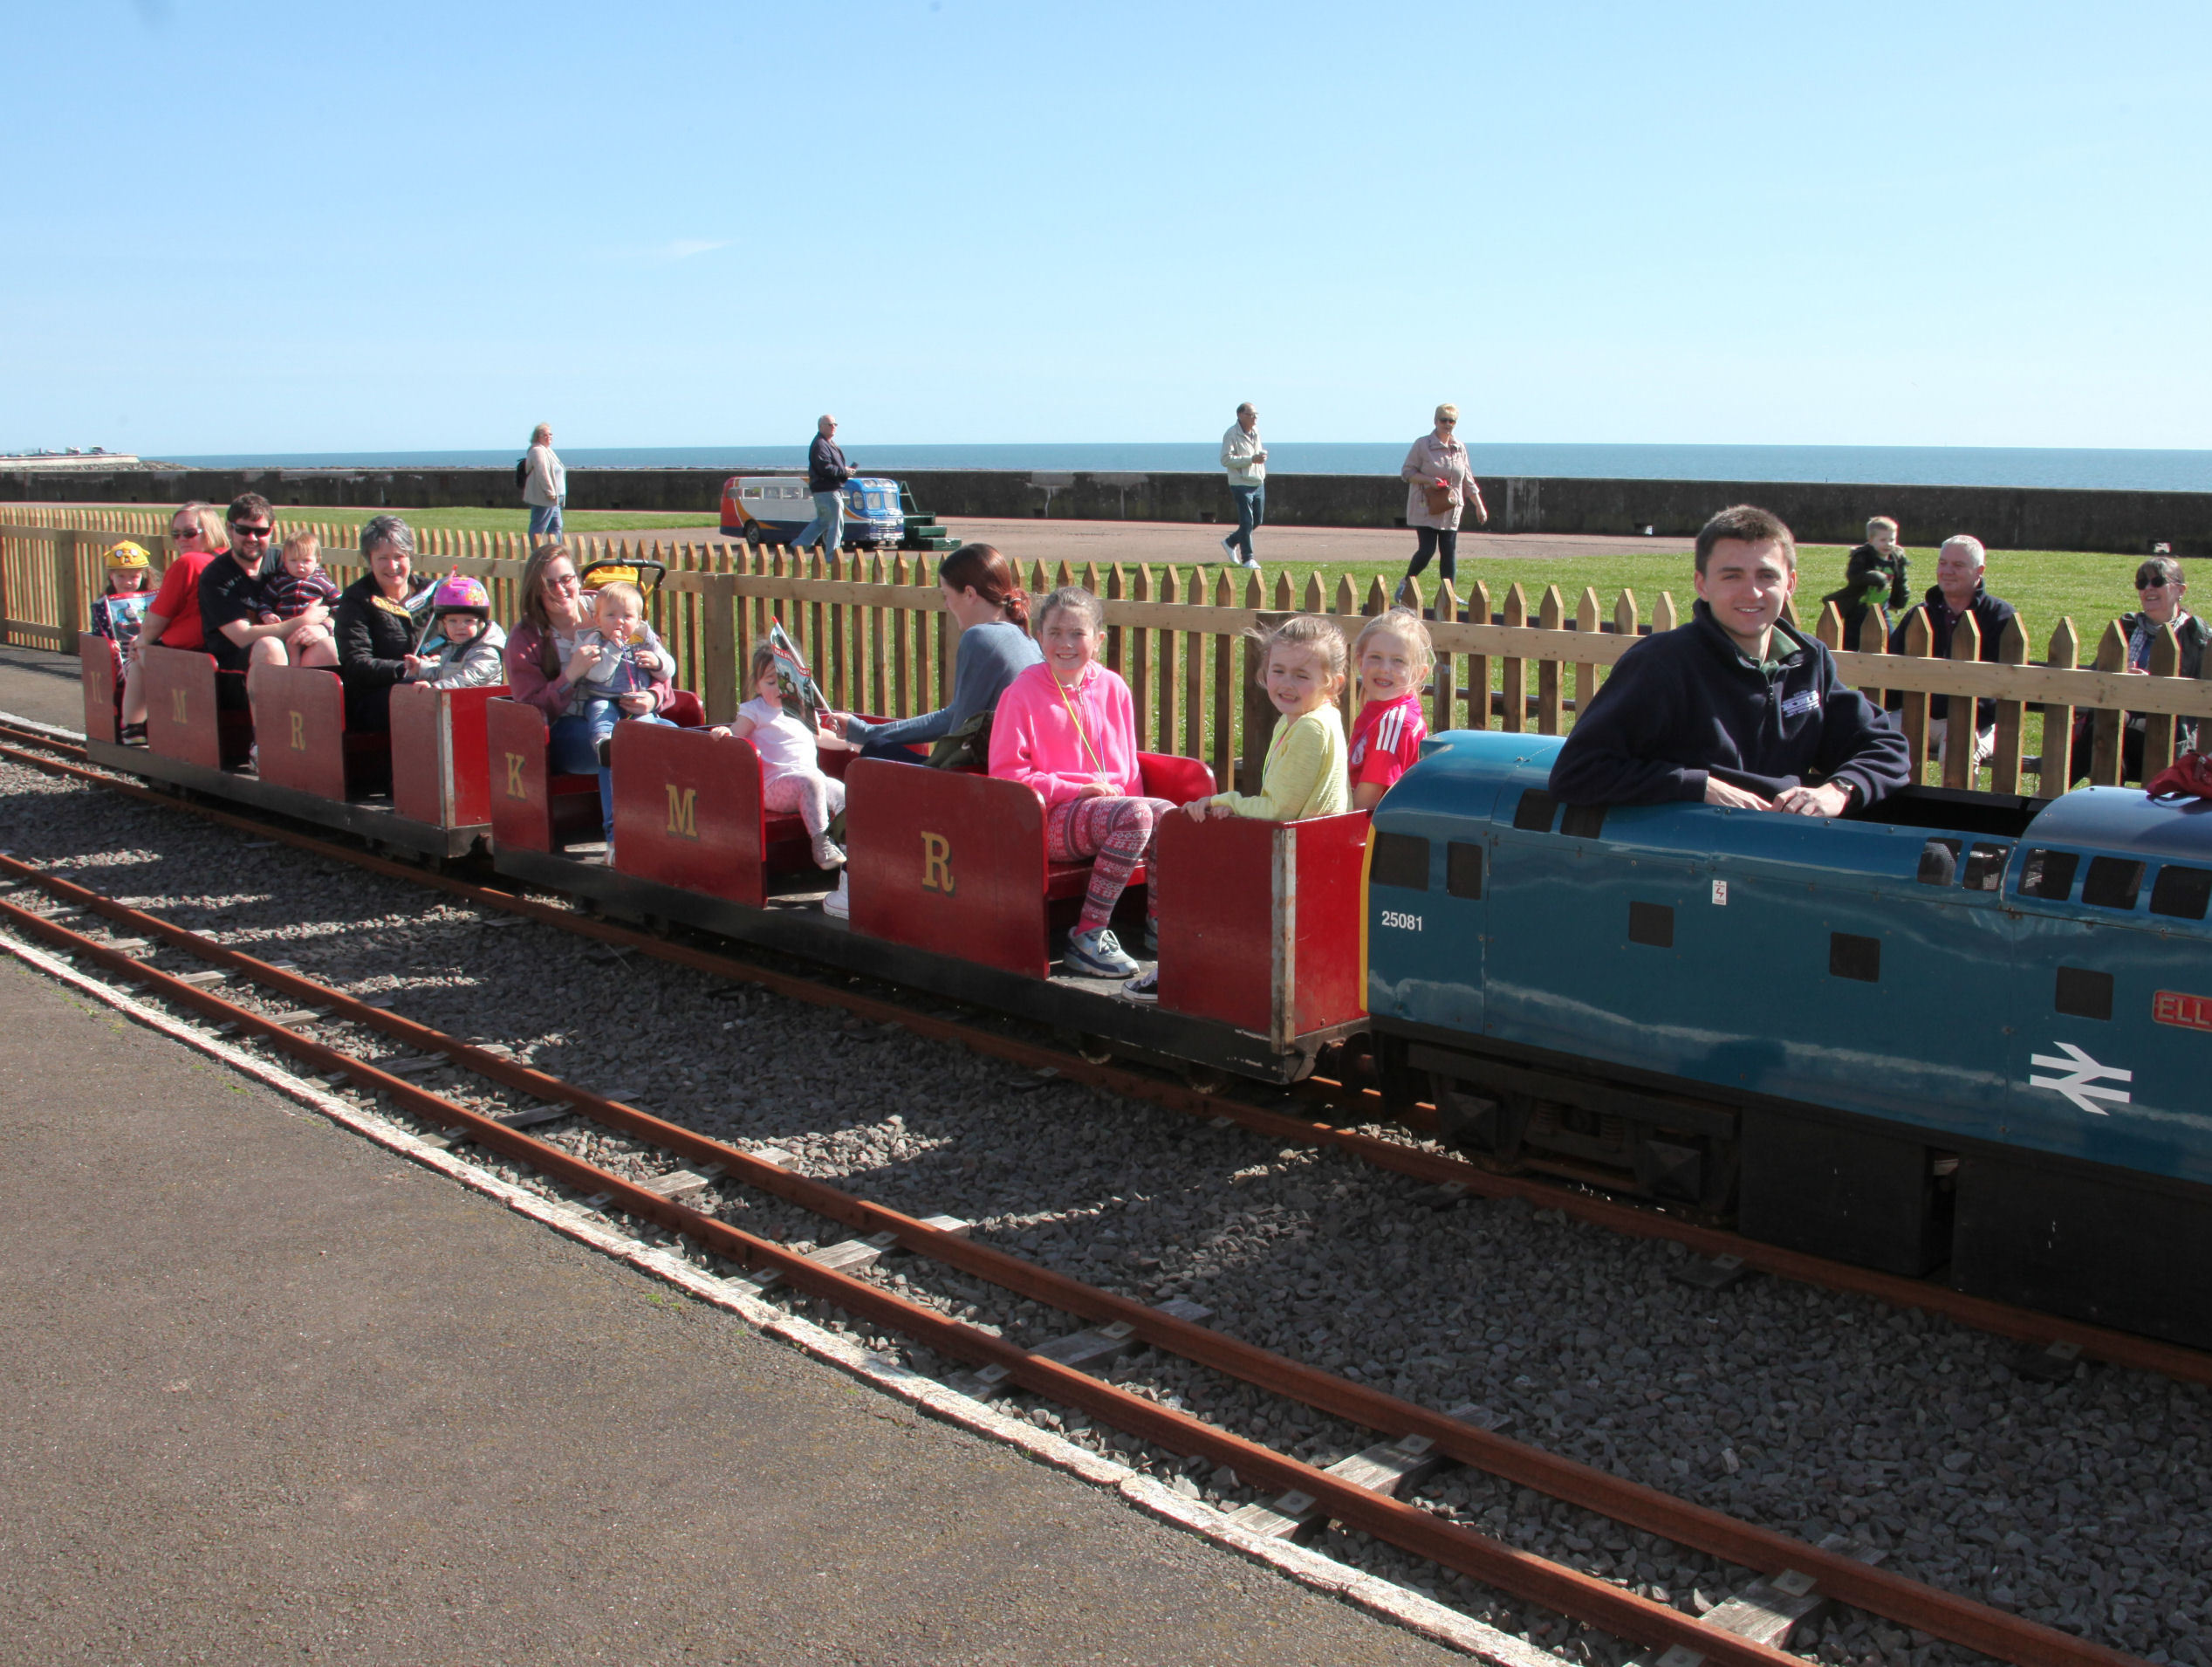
[{"xmin": 1366, "ymin": 730, "xmax": 2212, "ymax": 1350}]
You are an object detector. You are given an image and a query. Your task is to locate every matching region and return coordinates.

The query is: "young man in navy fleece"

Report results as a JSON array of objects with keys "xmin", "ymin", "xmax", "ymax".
[{"xmin": 1550, "ymin": 504, "xmax": 1912, "ymax": 815}]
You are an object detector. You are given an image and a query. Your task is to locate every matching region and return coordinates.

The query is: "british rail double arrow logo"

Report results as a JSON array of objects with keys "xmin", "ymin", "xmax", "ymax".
[{"xmin": 2028, "ymin": 1042, "xmax": 2133, "ymax": 1116}]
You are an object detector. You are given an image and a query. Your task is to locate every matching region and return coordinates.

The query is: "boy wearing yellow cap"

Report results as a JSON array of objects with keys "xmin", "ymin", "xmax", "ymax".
[{"xmin": 92, "ymin": 541, "xmax": 156, "ymax": 650}]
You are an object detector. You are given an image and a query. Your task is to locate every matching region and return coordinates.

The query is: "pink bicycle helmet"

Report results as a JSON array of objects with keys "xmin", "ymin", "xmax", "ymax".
[{"xmin": 431, "ymin": 573, "xmax": 490, "ymax": 615}]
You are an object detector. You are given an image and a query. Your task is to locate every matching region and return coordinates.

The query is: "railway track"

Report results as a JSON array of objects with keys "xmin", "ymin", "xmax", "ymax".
[
  {"xmin": 0, "ymin": 845, "xmax": 2147, "ymax": 1667},
  {"xmin": 2, "ymin": 713, "xmax": 2205, "ymax": 1393}
]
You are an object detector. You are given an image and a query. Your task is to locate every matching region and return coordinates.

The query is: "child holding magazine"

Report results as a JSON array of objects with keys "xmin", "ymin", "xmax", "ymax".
[
  {"xmin": 712, "ymin": 635, "xmax": 855, "ymax": 870},
  {"xmin": 91, "ymin": 542, "xmax": 156, "ymax": 649}
]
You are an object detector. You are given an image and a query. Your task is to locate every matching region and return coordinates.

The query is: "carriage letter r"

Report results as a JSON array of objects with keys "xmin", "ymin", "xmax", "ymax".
[
  {"xmin": 921, "ymin": 831, "xmax": 954, "ymax": 895},
  {"xmin": 289, "ymin": 711, "xmax": 306, "ymax": 751},
  {"xmin": 666, "ymin": 785, "xmax": 698, "ymax": 839},
  {"xmin": 170, "ymin": 689, "xmax": 187, "ymax": 723},
  {"xmin": 503, "ymin": 752, "xmax": 525, "ymax": 798}
]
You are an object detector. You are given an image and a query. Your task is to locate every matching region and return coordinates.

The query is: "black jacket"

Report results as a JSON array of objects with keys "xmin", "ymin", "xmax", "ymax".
[
  {"xmin": 2119, "ymin": 609, "xmax": 2210, "ymax": 681},
  {"xmin": 334, "ymin": 572, "xmax": 435, "ymax": 729},
  {"xmin": 1886, "ymin": 583, "xmax": 2017, "ymax": 730},
  {"xmin": 1846, "ymin": 543, "xmax": 1912, "ymax": 608},
  {"xmin": 1550, "ymin": 601, "xmax": 1912, "ymax": 809},
  {"xmin": 806, "ymin": 434, "xmax": 852, "ymax": 495}
]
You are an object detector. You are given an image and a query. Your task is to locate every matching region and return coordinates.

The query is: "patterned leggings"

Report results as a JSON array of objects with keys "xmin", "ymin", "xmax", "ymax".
[
  {"xmin": 1046, "ymin": 795, "xmax": 1174, "ymax": 933},
  {"xmin": 763, "ymin": 767, "xmax": 845, "ymax": 839}
]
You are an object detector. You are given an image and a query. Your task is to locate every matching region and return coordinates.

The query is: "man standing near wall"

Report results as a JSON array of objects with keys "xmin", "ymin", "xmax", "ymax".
[
  {"xmin": 522, "ymin": 423, "xmax": 566, "ymax": 544},
  {"xmin": 1219, "ymin": 402, "xmax": 1266, "ymax": 569},
  {"xmin": 796, "ymin": 415, "xmax": 853, "ymax": 555}
]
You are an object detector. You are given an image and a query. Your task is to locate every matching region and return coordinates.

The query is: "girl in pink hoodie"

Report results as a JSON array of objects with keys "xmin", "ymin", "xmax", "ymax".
[{"xmin": 988, "ymin": 586, "xmax": 1173, "ymax": 979}]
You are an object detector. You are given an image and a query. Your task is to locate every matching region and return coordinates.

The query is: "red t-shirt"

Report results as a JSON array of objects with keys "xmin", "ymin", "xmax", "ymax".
[
  {"xmin": 1348, "ymin": 692, "xmax": 1427, "ymax": 790},
  {"xmin": 147, "ymin": 550, "xmax": 214, "ymax": 649}
]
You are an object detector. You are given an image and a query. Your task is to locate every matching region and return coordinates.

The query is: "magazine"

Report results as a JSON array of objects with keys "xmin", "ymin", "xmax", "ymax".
[{"xmin": 766, "ymin": 619, "xmax": 828, "ymax": 725}]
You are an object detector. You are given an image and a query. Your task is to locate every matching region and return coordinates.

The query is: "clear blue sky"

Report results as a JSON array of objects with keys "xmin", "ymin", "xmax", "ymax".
[{"xmin": 7, "ymin": 1, "xmax": 2206, "ymax": 456}]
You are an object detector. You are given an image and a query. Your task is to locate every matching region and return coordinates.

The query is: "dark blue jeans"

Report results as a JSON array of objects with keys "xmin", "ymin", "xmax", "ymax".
[
  {"xmin": 1229, "ymin": 484, "xmax": 1264, "ymax": 559},
  {"xmin": 575, "ymin": 700, "xmax": 676, "ymax": 836}
]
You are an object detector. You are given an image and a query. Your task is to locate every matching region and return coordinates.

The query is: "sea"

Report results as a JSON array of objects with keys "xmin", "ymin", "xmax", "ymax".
[{"xmin": 163, "ymin": 442, "xmax": 2212, "ymax": 494}]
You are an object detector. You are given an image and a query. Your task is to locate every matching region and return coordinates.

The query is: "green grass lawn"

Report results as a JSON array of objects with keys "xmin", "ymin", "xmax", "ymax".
[{"xmin": 1198, "ymin": 544, "xmax": 2154, "ymax": 668}]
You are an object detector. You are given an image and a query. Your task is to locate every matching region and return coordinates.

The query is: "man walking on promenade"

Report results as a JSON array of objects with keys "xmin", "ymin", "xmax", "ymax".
[
  {"xmin": 1219, "ymin": 402, "xmax": 1266, "ymax": 569},
  {"xmin": 796, "ymin": 415, "xmax": 854, "ymax": 555}
]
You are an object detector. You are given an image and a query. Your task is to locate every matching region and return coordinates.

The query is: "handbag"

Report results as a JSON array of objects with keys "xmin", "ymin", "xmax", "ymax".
[
  {"xmin": 2146, "ymin": 751, "xmax": 2212, "ymax": 801},
  {"xmin": 1421, "ymin": 480, "xmax": 1455, "ymax": 516}
]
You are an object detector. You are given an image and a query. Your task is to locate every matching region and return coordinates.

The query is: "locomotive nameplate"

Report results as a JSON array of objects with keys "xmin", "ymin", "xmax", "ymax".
[{"xmin": 2154, "ymin": 990, "xmax": 2212, "ymax": 1032}]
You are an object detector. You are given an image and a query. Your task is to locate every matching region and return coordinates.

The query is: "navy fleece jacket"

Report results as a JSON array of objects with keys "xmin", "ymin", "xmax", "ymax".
[{"xmin": 1550, "ymin": 601, "xmax": 1912, "ymax": 808}]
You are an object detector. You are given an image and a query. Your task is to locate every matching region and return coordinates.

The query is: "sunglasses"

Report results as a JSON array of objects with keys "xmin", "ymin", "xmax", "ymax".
[
  {"xmin": 1438, "ymin": 418, "xmax": 1457, "ymax": 426},
  {"xmin": 230, "ymin": 522, "xmax": 273, "ymax": 539}
]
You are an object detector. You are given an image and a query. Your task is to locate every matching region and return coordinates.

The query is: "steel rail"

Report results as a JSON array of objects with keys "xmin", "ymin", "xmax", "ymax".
[
  {"xmin": 0, "ymin": 854, "xmax": 2146, "ymax": 1667},
  {"xmin": 7, "ymin": 733, "xmax": 2208, "ymax": 1398},
  {"xmin": 0, "ymin": 884, "xmax": 1831, "ymax": 1667}
]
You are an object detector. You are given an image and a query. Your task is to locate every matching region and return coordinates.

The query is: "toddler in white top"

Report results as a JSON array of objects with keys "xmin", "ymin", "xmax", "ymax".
[{"xmin": 713, "ymin": 642, "xmax": 855, "ymax": 868}]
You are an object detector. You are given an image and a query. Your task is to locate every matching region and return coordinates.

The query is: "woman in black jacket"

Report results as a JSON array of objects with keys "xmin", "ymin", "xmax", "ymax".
[{"xmin": 334, "ymin": 513, "xmax": 435, "ymax": 731}]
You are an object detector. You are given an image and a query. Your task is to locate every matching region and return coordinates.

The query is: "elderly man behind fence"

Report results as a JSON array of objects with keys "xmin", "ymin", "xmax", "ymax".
[
  {"xmin": 1887, "ymin": 534, "xmax": 2017, "ymax": 769},
  {"xmin": 1550, "ymin": 504, "xmax": 1910, "ymax": 814},
  {"xmin": 1219, "ymin": 402, "xmax": 1265, "ymax": 570}
]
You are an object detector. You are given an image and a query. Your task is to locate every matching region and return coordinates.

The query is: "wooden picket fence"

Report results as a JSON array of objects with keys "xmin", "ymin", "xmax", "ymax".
[{"xmin": 5, "ymin": 505, "xmax": 2210, "ymax": 799}]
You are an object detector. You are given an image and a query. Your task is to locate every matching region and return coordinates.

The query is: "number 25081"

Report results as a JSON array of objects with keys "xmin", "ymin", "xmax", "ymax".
[{"xmin": 1380, "ymin": 909, "xmax": 1424, "ymax": 931}]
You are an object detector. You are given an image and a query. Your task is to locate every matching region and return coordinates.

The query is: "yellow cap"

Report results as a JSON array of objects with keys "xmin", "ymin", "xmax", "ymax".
[
  {"xmin": 106, "ymin": 540, "xmax": 152, "ymax": 570},
  {"xmin": 582, "ymin": 563, "xmax": 639, "ymax": 590}
]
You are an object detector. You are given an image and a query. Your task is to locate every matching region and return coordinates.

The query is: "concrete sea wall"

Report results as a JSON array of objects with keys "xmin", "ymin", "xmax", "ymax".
[{"xmin": 5, "ymin": 465, "xmax": 2207, "ymax": 554}]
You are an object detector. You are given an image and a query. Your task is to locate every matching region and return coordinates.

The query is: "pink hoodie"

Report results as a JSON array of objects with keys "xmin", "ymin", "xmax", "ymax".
[{"xmin": 989, "ymin": 661, "xmax": 1142, "ymax": 806}]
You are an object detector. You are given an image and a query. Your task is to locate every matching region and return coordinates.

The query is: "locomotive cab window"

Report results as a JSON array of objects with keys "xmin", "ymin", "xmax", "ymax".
[
  {"xmin": 1446, "ymin": 841, "xmax": 1484, "ymax": 900},
  {"xmin": 2151, "ymin": 864, "xmax": 2212, "ymax": 921},
  {"xmin": 2017, "ymin": 848, "xmax": 2079, "ymax": 902},
  {"xmin": 1962, "ymin": 843, "xmax": 2010, "ymax": 891},
  {"xmin": 1917, "ymin": 838, "xmax": 1961, "ymax": 886},
  {"xmin": 2081, "ymin": 856, "xmax": 2146, "ymax": 911},
  {"xmin": 1512, "ymin": 790, "xmax": 1559, "ymax": 833},
  {"xmin": 1371, "ymin": 832, "xmax": 1430, "ymax": 891}
]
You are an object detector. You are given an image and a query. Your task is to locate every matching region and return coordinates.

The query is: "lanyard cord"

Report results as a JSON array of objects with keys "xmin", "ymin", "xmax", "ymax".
[{"xmin": 1051, "ymin": 669, "xmax": 1110, "ymax": 782}]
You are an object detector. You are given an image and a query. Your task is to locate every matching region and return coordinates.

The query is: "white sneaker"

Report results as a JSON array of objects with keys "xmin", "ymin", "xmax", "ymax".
[
  {"xmin": 1221, "ymin": 534, "xmax": 1237, "ymax": 561},
  {"xmin": 822, "ymin": 871, "xmax": 850, "ymax": 919},
  {"xmin": 812, "ymin": 834, "xmax": 846, "ymax": 869}
]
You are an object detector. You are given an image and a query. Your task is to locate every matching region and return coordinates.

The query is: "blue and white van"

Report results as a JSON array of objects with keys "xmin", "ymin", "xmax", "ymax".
[{"xmin": 719, "ymin": 475, "xmax": 905, "ymax": 547}]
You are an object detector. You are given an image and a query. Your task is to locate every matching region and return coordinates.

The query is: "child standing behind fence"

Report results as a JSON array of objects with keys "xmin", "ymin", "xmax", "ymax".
[
  {"xmin": 713, "ymin": 641, "xmax": 856, "ymax": 870},
  {"xmin": 1345, "ymin": 607, "xmax": 1433, "ymax": 812},
  {"xmin": 989, "ymin": 586, "xmax": 1174, "ymax": 981}
]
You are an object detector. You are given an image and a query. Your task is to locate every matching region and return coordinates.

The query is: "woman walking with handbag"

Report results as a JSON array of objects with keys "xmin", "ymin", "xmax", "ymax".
[{"xmin": 1397, "ymin": 403, "xmax": 1487, "ymax": 609}]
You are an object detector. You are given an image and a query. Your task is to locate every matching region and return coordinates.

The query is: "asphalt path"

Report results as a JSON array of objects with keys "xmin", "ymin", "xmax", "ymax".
[{"xmin": 0, "ymin": 940, "xmax": 1466, "ymax": 1665}]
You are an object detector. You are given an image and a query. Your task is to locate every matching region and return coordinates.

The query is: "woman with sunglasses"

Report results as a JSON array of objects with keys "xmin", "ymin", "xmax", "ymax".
[
  {"xmin": 118, "ymin": 501, "xmax": 228, "ymax": 740},
  {"xmin": 2069, "ymin": 555, "xmax": 2208, "ymax": 782},
  {"xmin": 1395, "ymin": 403, "xmax": 1488, "ymax": 611}
]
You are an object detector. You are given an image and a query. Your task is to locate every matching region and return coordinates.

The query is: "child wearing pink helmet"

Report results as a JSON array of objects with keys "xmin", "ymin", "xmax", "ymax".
[{"xmin": 415, "ymin": 573, "xmax": 508, "ymax": 689}]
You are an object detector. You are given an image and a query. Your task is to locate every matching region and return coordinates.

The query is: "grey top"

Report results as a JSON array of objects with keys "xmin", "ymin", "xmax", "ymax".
[{"xmin": 848, "ymin": 618, "xmax": 1042, "ymax": 746}]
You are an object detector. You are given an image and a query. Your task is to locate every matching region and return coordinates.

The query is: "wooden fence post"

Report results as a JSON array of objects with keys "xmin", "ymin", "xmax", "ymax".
[
  {"xmin": 702, "ymin": 572, "xmax": 738, "ymax": 724},
  {"xmin": 2090, "ymin": 621, "xmax": 2127, "ymax": 785},
  {"xmin": 1899, "ymin": 608, "xmax": 1933, "ymax": 782},
  {"xmin": 1942, "ymin": 613, "xmax": 1982, "ymax": 791},
  {"xmin": 1498, "ymin": 583, "xmax": 1527, "ymax": 734},
  {"xmin": 2143, "ymin": 623, "xmax": 2181, "ymax": 782},
  {"xmin": 52, "ymin": 529, "xmax": 79, "ymax": 654},
  {"xmin": 1991, "ymin": 617, "xmax": 2028, "ymax": 795},
  {"xmin": 2042, "ymin": 619, "xmax": 2080, "ymax": 795},
  {"xmin": 1536, "ymin": 584, "xmax": 1565, "ymax": 735}
]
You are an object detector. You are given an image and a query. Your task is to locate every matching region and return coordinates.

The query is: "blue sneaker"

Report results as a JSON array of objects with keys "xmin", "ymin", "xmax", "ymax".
[
  {"xmin": 1064, "ymin": 926, "xmax": 1139, "ymax": 978},
  {"xmin": 1122, "ymin": 965, "xmax": 1159, "ymax": 1004}
]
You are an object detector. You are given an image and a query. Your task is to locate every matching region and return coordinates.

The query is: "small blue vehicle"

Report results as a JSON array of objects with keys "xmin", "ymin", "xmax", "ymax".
[
  {"xmin": 1366, "ymin": 728, "xmax": 2212, "ymax": 1348},
  {"xmin": 719, "ymin": 474, "xmax": 905, "ymax": 548}
]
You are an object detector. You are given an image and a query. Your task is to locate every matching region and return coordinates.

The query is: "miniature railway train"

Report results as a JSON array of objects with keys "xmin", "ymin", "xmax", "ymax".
[{"xmin": 71, "ymin": 636, "xmax": 2212, "ymax": 1354}]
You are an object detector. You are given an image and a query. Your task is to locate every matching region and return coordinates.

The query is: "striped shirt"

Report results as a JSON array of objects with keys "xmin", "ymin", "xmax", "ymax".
[{"xmin": 1348, "ymin": 692, "xmax": 1427, "ymax": 791}]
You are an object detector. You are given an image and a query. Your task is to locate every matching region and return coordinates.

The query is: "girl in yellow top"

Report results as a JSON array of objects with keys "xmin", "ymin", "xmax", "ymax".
[{"xmin": 1186, "ymin": 614, "xmax": 1350, "ymax": 822}]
